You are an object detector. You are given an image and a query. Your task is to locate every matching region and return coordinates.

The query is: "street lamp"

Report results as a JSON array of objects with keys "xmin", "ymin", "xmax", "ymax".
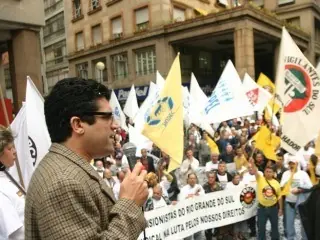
[{"xmin": 95, "ymin": 61, "xmax": 105, "ymax": 83}]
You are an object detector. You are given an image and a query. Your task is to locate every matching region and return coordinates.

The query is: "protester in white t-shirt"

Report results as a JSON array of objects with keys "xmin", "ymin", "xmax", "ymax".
[
  {"xmin": 205, "ymin": 152, "xmax": 220, "ymax": 172},
  {"xmin": 280, "ymin": 156, "xmax": 312, "ymax": 240},
  {"xmin": 179, "ymin": 173, "xmax": 204, "ymax": 240}
]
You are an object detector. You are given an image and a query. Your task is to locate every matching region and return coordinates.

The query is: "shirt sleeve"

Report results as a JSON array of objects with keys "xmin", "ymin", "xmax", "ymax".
[
  {"xmin": 0, "ymin": 193, "xmax": 23, "ymax": 239},
  {"xmin": 37, "ymin": 178, "xmax": 146, "ymax": 240}
]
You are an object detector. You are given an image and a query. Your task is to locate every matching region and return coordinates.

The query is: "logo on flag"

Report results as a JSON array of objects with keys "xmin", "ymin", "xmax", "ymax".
[
  {"xmin": 28, "ymin": 136, "xmax": 37, "ymax": 166},
  {"xmin": 246, "ymin": 88, "xmax": 259, "ymax": 106},
  {"xmin": 283, "ymin": 64, "xmax": 312, "ymax": 113},
  {"xmin": 146, "ymin": 97, "xmax": 174, "ymax": 126}
]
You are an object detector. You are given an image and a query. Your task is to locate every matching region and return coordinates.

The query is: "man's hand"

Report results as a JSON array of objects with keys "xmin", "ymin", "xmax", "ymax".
[
  {"xmin": 119, "ymin": 162, "xmax": 148, "ymax": 207},
  {"xmin": 278, "ymin": 209, "xmax": 283, "ymax": 216}
]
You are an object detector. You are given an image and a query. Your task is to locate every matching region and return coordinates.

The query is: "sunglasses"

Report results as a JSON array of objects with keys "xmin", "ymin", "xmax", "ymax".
[{"xmin": 81, "ymin": 111, "xmax": 114, "ymax": 120}]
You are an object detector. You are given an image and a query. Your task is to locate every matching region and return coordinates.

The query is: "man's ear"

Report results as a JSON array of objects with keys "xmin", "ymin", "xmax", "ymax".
[{"xmin": 70, "ymin": 116, "xmax": 85, "ymax": 135}]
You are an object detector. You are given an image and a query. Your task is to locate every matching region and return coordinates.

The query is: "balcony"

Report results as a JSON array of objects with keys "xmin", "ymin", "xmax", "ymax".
[
  {"xmin": 45, "ymin": 0, "xmax": 63, "ymax": 17},
  {"xmin": 44, "ymin": 27, "xmax": 65, "ymax": 44},
  {"xmin": 46, "ymin": 56, "xmax": 68, "ymax": 69}
]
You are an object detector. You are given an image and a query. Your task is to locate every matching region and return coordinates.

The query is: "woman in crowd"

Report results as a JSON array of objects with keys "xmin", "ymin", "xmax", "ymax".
[{"xmin": 0, "ymin": 125, "xmax": 25, "ymax": 240}]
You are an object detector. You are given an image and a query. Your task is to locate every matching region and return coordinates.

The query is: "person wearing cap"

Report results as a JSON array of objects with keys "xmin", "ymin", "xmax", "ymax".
[
  {"xmin": 252, "ymin": 163, "xmax": 282, "ymax": 240},
  {"xmin": 280, "ymin": 156, "xmax": 313, "ymax": 240}
]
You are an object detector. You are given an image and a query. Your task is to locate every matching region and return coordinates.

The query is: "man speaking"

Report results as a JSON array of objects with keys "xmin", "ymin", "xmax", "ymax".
[{"xmin": 25, "ymin": 78, "xmax": 148, "ymax": 239}]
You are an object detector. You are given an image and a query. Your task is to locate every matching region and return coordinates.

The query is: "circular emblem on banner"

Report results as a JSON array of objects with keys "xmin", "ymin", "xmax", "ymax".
[
  {"xmin": 283, "ymin": 64, "xmax": 312, "ymax": 113},
  {"xmin": 240, "ymin": 186, "xmax": 256, "ymax": 209},
  {"xmin": 28, "ymin": 136, "xmax": 37, "ymax": 166},
  {"xmin": 146, "ymin": 97, "xmax": 174, "ymax": 126}
]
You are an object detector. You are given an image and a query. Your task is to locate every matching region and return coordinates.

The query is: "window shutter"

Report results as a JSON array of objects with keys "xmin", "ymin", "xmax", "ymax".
[{"xmin": 135, "ymin": 8, "xmax": 149, "ymax": 24}]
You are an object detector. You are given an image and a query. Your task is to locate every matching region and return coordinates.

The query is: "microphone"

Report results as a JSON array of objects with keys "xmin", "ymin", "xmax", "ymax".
[
  {"xmin": 122, "ymin": 142, "xmax": 147, "ymax": 240},
  {"xmin": 122, "ymin": 142, "xmax": 137, "ymax": 172}
]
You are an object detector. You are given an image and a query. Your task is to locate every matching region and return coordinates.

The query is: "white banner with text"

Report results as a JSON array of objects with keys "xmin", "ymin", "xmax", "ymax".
[{"xmin": 138, "ymin": 184, "xmax": 257, "ymax": 240}]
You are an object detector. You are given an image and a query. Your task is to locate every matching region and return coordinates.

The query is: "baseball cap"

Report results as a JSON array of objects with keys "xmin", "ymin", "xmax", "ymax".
[{"xmin": 287, "ymin": 156, "xmax": 298, "ymax": 163}]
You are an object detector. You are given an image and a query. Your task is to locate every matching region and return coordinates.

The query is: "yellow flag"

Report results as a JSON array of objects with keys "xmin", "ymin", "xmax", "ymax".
[
  {"xmin": 252, "ymin": 126, "xmax": 280, "ymax": 161},
  {"xmin": 257, "ymin": 73, "xmax": 275, "ymax": 94},
  {"xmin": 142, "ymin": 54, "xmax": 183, "ymax": 173},
  {"xmin": 280, "ymin": 165, "xmax": 297, "ymax": 197},
  {"xmin": 205, "ymin": 135, "xmax": 219, "ymax": 154},
  {"xmin": 257, "ymin": 73, "xmax": 280, "ymax": 120}
]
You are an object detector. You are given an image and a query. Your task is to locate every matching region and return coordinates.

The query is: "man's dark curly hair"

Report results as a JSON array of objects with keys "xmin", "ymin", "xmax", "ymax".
[{"xmin": 44, "ymin": 78, "xmax": 110, "ymax": 143}]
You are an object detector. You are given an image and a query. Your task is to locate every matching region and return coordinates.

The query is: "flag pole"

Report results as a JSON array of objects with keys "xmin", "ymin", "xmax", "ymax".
[{"xmin": 0, "ymin": 82, "xmax": 25, "ymax": 189}]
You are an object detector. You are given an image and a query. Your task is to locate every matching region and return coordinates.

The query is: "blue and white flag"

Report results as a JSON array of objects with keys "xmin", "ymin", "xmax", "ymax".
[{"xmin": 204, "ymin": 60, "xmax": 254, "ymax": 123}]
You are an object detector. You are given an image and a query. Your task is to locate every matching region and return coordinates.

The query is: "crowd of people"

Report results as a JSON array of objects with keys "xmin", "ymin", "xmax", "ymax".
[
  {"xmin": 93, "ymin": 118, "xmax": 320, "ymax": 240},
  {"xmin": 0, "ymin": 78, "xmax": 319, "ymax": 240}
]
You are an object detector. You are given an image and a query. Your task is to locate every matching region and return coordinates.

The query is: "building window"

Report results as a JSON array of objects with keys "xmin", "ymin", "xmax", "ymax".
[
  {"xmin": 135, "ymin": 47, "xmax": 156, "ymax": 76},
  {"xmin": 43, "ymin": 12, "xmax": 65, "ymax": 43},
  {"xmin": 90, "ymin": 0, "xmax": 100, "ymax": 10},
  {"xmin": 4, "ymin": 68, "xmax": 11, "ymax": 89},
  {"xmin": 278, "ymin": 0, "xmax": 295, "ymax": 6},
  {"xmin": 92, "ymin": 58, "xmax": 107, "ymax": 83},
  {"xmin": 73, "ymin": 0, "xmax": 82, "ymax": 19},
  {"xmin": 199, "ymin": 51, "xmax": 212, "ymax": 75},
  {"xmin": 44, "ymin": 40, "xmax": 67, "ymax": 68},
  {"xmin": 173, "ymin": 7, "xmax": 185, "ymax": 22},
  {"xmin": 92, "ymin": 25, "xmax": 102, "ymax": 45},
  {"xmin": 112, "ymin": 53, "xmax": 128, "ymax": 81},
  {"xmin": 76, "ymin": 32, "xmax": 84, "ymax": 51},
  {"xmin": 76, "ymin": 62, "xmax": 88, "ymax": 79},
  {"xmin": 111, "ymin": 17, "xmax": 123, "ymax": 39},
  {"xmin": 286, "ymin": 17, "xmax": 300, "ymax": 27},
  {"xmin": 135, "ymin": 7, "xmax": 149, "ymax": 32}
]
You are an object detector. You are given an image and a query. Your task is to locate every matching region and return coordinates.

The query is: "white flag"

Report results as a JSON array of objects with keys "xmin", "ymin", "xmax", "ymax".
[
  {"xmin": 123, "ymin": 85, "xmax": 139, "ymax": 120},
  {"xmin": 26, "ymin": 77, "xmax": 51, "ymax": 169},
  {"xmin": 9, "ymin": 103, "xmax": 33, "ymax": 189},
  {"xmin": 275, "ymin": 27, "xmax": 320, "ymax": 154},
  {"xmin": 110, "ymin": 90, "xmax": 128, "ymax": 132},
  {"xmin": 204, "ymin": 60, "xmax": 254, "ymax": 123},
  {"xmin": 189, "ymin": 74, "xmax": 214, "ymax": 136},
  {"xmin": 243, "ymin": 73, "xmax": 272, "ymax": 112},
  {"xmin": 128, "ymin": 124, "xmax": 153, "ymax": 157},
  {"xmin": 190, "ymin": 73, "xmax": 208, "ymax": 107}
]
